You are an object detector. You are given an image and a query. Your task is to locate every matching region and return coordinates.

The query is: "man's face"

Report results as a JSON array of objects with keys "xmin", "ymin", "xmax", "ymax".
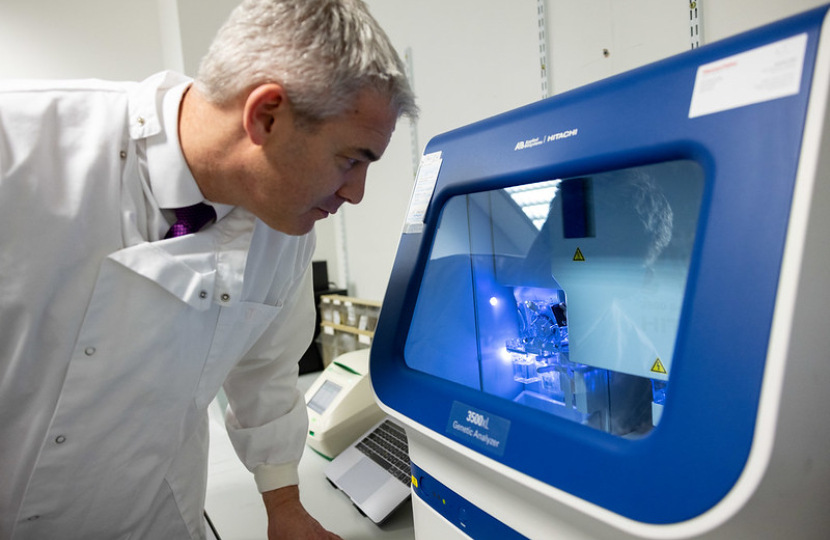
[{"xmin": 245, "ymin": 88, "xmax": 398, "ymax": 235}]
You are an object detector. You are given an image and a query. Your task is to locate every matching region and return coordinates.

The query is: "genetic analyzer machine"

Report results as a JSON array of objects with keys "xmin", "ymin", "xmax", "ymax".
[{"xmin": 371, "ymin": 5, "xmax": 830, "ymax": 540}]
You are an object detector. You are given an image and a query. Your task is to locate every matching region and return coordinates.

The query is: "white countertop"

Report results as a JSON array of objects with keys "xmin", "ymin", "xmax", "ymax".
[{"xmin": 205, "ymin": 373, "xmax": 416, "ymax": 540}]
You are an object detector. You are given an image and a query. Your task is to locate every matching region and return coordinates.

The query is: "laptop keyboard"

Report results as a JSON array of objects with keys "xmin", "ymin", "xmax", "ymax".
[{"xmin": 355, "ymin": 420, "xmax": 411, "ymax": 486}]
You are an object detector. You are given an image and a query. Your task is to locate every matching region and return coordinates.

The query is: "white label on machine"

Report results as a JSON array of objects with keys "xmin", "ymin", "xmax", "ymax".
[
  {"xmin": 689, "ymin": 33, "xmax": 807, "ymax": 118},
  {"xmin": 403, "ymin": 151, "xmax": 442, "ymax": 234}
]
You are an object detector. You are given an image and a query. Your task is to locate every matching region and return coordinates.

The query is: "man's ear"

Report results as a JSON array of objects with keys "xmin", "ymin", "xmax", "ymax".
[{"xmin": 243, "ymin": 83, "xmax": 288, "ymax": 146}]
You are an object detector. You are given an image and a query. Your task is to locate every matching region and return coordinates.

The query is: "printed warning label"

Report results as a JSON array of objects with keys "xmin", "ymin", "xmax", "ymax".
[
  {"xmin": 573, "ymin": 247, "xmax": 585, "ymax": 262},
  {"xmin": 651, "ymin": 358, "xmax": 668, "ymax": 375}
]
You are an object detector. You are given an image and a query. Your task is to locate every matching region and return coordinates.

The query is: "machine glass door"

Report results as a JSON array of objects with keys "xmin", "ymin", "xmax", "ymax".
[{"xmin": 404, "ymin": 160, "xmax": 704, "ymax": 437}]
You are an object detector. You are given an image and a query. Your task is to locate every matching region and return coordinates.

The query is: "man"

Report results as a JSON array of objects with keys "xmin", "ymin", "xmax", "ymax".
[{"xmin": 0, "ymin": 0, "xmax": 417, "ymax": 538}]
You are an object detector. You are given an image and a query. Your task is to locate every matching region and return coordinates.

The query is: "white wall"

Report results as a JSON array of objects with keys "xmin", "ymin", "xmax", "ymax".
[
  {"xmin": 702, "ymin": 0, "xmax": 828, "ymax": 43},
  {"xmin": 175, "ymin": 0, "xmax": 240, "ymax": 76},
  {"xmin": 546, "ymin": 0, "xmax": 829, "ymax": 96},
  {"xmin": 548, "ymin": 0, "xmax": 691, "ymax": 94},
  {"xmin": 0, "ymin": 0, "xmax": 237, "ymax": 79},
  {"xmin": 0, "ymin": 0, "xmax": 166, "ymax": 80}
]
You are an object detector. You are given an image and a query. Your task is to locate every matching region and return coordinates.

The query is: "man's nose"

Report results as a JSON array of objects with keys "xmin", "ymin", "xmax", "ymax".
[{"xmin": 337, "ymin": 169, "xmax": 367, "ymax": 205}]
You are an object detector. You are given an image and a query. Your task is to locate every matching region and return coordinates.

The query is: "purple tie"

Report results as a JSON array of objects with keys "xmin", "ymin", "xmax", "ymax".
[{"xmin": 164, "ymin": 203, "xmax": 216, "ymax": 239}]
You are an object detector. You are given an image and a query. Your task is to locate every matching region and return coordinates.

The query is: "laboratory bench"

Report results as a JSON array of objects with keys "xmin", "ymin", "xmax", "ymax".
[{"xmin": 205, "ymin": 373, "xmax": 415, "ymax": 540}]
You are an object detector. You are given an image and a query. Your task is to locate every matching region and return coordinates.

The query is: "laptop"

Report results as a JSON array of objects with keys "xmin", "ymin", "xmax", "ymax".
[{"xmin": 324, "ymin": 416, "xmax": 412, "ymax": 524}]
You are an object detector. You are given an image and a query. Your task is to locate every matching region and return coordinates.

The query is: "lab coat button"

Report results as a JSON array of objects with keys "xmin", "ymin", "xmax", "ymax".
[
  {"xmin": 221, "ymin": 293, "xmax": 230, "ymax": 302},
  {"xmin": 84, "ymin": 347, "xmax": 96, "ymax": 356},
  {"xmin": 137, "ymin": 116, "xmax": 145, "ymax": 126},
  {"xmin": 55, "ymin": 435, "xmax": 66, "ymax": 444},
  {"xmin": 199, "ymin": 290, "xmax": 208, "ymax": 299},
  {"xmin": 120, "ymin": 150, "xmax": 127, "ymax": 159}
]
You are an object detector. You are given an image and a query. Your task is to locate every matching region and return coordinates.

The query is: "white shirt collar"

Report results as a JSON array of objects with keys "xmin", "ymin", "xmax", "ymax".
[{"xmin": 140, "ymin": 72, "xmax": 233, "ymax": 222}]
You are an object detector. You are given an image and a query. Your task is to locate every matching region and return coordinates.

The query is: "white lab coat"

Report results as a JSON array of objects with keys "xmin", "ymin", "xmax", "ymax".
[{"xmin": 0, "ymin": 73, "xmax": 316, "ymax": 539}]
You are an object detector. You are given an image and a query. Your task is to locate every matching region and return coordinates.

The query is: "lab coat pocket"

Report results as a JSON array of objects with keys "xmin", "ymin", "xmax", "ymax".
[{"xmin": 194, "ymin": 301, "xmax": 281, "ymax": 409}]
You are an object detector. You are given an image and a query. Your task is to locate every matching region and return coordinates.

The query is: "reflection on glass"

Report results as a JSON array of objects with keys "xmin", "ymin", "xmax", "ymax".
[
  {"xmin": 504, "ymin": 180, "xmax": 561, "ymax": 230},
  {"xmin": 404, "ymin": 161, "xmax": 704, "ymax": 437}
]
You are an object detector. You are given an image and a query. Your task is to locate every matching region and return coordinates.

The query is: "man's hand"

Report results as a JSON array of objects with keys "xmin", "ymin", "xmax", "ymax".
[{"xmin": 262, "ymin": 485, "xmax": 344, "ymax": 540}]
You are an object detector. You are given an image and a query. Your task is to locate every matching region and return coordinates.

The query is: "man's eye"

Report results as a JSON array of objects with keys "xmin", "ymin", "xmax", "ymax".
[{"xmin": 341, "ymin": 157, "xmax": 359, "ymax": 169}]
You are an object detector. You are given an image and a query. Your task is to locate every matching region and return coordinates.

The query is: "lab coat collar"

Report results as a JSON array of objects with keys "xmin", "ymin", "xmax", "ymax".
[{"xmin": 126, "ymin": 71, "xmax": 183, "ymax": 141}]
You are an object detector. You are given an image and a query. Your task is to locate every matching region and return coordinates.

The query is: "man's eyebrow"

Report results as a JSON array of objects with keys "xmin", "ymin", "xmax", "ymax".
[{"xmin": 358, "ymin": 148, "xmax": 381, "ymax": 162}]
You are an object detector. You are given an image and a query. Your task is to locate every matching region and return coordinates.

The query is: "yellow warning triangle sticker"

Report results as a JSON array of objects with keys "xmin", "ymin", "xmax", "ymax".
[
  {"xmin": 650, "ymin": 358, "xmax": 668, "ymax": 375},
  {"xmin": 573, "ymin": 247, "xmax": 585, "ymax": 262}
]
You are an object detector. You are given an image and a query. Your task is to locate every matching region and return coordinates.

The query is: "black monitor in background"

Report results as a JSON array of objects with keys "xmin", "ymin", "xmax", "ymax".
[
  {"xmin": 299, "ymin": 265, "xmax": 348, "ymax": 374},
  {"xmin": 312, "ymin": 260, "xmax": 330, "ymax": 292}
]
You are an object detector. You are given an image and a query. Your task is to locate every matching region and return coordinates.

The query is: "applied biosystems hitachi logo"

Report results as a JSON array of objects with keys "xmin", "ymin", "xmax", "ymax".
[{"xmin": 514, "ymin": 128, "xmax": 578, "ymax": 150}]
